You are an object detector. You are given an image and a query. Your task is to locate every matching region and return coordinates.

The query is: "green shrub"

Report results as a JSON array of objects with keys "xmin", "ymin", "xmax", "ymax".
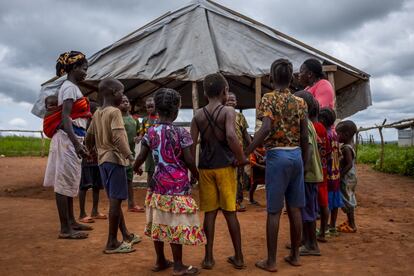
[{"xmin": 358, "ymin": 144, "xmax": 414, "ymax": 177}]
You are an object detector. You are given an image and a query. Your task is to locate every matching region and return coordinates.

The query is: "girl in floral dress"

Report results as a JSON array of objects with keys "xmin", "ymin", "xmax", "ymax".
[{"xmin": 134, "ymin": 88, "xmax": 205, "ymax": 275}]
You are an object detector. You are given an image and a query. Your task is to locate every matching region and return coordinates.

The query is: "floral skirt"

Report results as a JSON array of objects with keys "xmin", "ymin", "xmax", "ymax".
[{"xmin": 144, "ymin": 191, "xmax": 206, "ymax": 246}]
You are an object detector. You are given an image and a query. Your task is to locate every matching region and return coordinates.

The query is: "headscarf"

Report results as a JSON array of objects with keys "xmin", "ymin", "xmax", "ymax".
[{"xmin": 56, "ymin": 51, "xmax": 86, "ymax": 77}]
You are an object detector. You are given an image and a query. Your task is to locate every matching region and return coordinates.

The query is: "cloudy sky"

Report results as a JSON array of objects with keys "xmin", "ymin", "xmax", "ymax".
[{"xmin": 1, "ymin": 0, "xmax": 413, "ymax": 141}]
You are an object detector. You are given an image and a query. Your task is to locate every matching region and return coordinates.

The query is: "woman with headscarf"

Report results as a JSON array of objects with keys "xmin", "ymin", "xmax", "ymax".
[
  {"xmin": 299, "ymin": 58, "xmax": 335, "ymax": 109},
  {"xmin": 43, "ymin": 51, "xmax": 93, "ymax": 239}
]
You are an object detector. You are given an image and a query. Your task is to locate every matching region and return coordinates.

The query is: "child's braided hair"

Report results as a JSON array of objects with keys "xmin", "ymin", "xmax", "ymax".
[
  {"xmin": 336, "ymin": 120, "xmax": 357, "ymax": 136},
  {"xmin": 270, "ymin": 58, "xmax": 293, "ymax": 87},
  {"xmin": 154, "ymin": 88, "xmax": 181, "ymax": 118}
]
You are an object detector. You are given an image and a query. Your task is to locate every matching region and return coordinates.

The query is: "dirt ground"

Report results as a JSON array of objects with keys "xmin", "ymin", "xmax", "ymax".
[{"xmin": 0, "ymin": 157, "xmax": 413, "ymax": 275}]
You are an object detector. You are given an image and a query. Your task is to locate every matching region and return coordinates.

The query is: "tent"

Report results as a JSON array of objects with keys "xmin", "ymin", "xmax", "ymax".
[{"xmin": 32, "ymin": 0, "xmax": 371, "ymax": 119}]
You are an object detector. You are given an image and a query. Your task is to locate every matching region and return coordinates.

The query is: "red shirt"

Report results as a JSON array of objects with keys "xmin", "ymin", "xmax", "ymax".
[{"xmin": 312, "ymin": 121, "xmax": 331, "ymax": 181}]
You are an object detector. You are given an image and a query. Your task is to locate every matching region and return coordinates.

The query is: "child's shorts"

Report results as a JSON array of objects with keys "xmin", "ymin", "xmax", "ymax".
[
  {"xmin": 99, "ymin": 162, "xmax": 128, "ymax": 200},
  {"xmin": 302, "ymin": 182, "xmax": 318, "ymax": 222},
  {"xmin": 199, "ymin": 167, "xmax": 237, "ymax": 212},
  {"xmin": 80, "ymin": 165, "xmax": 103, "ymax": 191},
  {"xmin": 317, "ymin": 179, "xmax": 328, "ymax": 207},
  {"xmin": 265, "ymin": 148, "xmax": 305, "ymax": 213}
]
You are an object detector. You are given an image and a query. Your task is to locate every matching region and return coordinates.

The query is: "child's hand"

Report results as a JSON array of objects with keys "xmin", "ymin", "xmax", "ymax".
[{"xmin": 135, "ymin": 167, "xmax": 143, "ymax": 176}]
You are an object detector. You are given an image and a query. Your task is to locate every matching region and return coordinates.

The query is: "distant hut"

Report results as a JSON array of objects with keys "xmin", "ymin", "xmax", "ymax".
[{"xmin": 396, "ymin": 122, "xmax": 414, "ymax": 147}]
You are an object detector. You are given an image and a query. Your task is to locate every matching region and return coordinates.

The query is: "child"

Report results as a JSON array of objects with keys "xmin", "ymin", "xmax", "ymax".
[
  {"xmin": 310, "ymin": 103, "xmax": 331, "ymax": 243},
  {"xmin": 319, "ymin": 107, "xmax": 343, "ymax": 236},
  {"xmin": 191, "ymin": 73, "xmax": 247, "ymax": 270},
  {"xmin": 249, "ymin": 144, "xmax": 265, "ymax": 205},
  {"xmin": 226, "ymin": 92, "xmax": 252, "ymax": 212},
  {"xmin": 294, "ymin": 91, "xmax": 323, "ymax": 256},
  {"xmin": 45, "ymin": 95, "xmax": 58, "ymax": 114},
  {"xmin": 79, "ymin": 101, "xmax": 107, "ymax": 223},
  {"xmin": 245, "ymin": 59, "xmax": 308, "ymax": 271},
  {"xmin": 138, "ymin": 97, "xmax": 159, "ymax": 187},
  {"xmin": 86, "ymin": 78, "xmax": 140, "ymax": 254},
  {"xmin": 336, "ymin": 120, "xmax": 358, "ymax": 233},
  {"xmin": 133, "ymin": 88, "xmax": 205, "ymax": 275},
  {"xmin": 119, "ymin": 95, "xmax": 145, "ymax": 213}
]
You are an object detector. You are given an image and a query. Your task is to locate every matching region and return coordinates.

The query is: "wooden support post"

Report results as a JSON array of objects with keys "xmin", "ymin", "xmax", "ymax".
[
  {"xmin": 355, "ymin": 130, "xmax": 360, "ymax": 164},
  {"xmin": 378, "ymin": 119, "xmax": 387, "ymax": 170},
  {"xmin": 40, "ymin": 131, "xmax": 45, "ymax": 158},
  {"xmin": 323, "ymin": 65, "xmax": 337, "ymax": 111},
  {"xmin": 255, "ymin": 77, "xmax": 262, "ymax": 131},
  {"xmin": 192, "ymin": 82, "xmax": 199, "ymax": 114}
]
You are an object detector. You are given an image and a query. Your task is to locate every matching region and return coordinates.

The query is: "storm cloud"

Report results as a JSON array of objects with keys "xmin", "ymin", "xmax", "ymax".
[{"xmin": 0, "ymin": 0, "xmax": 413, "ymax": 139}]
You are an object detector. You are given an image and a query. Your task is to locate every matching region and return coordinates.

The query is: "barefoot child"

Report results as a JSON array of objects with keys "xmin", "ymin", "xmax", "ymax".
[
  {"xmin": 319, "ymin": 108, "xmax": 343, "ymax": 236},
  {"xmin": 79, "ymin": 101, "xmax": 107, "ymax": 223},
  {"xmin": 191, "ymin": 73, "xmax": 247, "ymax": 270},
  {"xmin": 134, "ymin": 88, "xmax": 205, "ymax": 275},
  {"xmin": 119, "ymin": 95, "xmax": 145, "ymax": 213},
  {"xmin": 336, "ymin": 120, "xmax": 358, "ymax": 233},
  {"xmin": 294, "ymin": 91, "xmax": 323, "ymax": 256},
  {"xmin": 245, "ymin": 59, "xmax": 308, "ymax": 271},
  {"xmin": 86, "ymin": 78, "xmax": 140, "ymax": 254},
  {"xmin": 226, "ymin": 92, "xmax": 252, "ymax": 212}
]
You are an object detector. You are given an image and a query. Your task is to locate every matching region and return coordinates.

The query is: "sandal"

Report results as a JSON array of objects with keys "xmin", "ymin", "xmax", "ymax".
[
  {"xmin": 72, "ymin": 223, "xmax": 93, "ymax": 231},
  {"xmin": 58, "ymin": 232, "xmax": 88, "ymax": 239},
  {"xmin": 129, "ymin": 233, "xmax": 142, "ymax": 245},
  {"xmin": 128, "ymin": 206, "xmax": 145, "ymax": 213},
  {"xmin": 103, "ymin": 242, "xmax": 136, "ymax": 254},
  {"xmin": 91, "ymin": 213, "xmax": 107, "ymax": 219},
  {"xmin": 299, "ymin": 246, "xmax": 321, "ymax": 256},
  {"xmin": 79, "ymin": 216, "xmax": 95, "ymax": 223},
  {"xmin": 172, "ymin": 265, "xmax": 200, "ymax": 275},
  {"xmin": 337, "ymin": 224, "xmax": 357, "ymax": 233},
  {"xmin": 201, "ymin": 259, "xmax": 215, "ymax": 270},
  {"xmin": 152, "ymin": 260, "xmax": 173, "ymax": 272},
  {"xmin": 249, "ymin": 200, "xmax": 260, "ymax": 206}
]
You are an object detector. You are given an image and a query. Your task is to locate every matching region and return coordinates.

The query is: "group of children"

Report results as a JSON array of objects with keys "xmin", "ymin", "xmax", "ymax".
[{"xmin": 44, "ymin": 51, "xmax": 359, "ymax": 275}]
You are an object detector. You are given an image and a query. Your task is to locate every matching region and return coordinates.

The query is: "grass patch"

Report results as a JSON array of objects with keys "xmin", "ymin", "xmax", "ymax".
[
  {"xmin": 0, "ymin": 136, "xmax": 50, "ymax": 157},
  {"xmin": 357, "ymin": 144, "xmax": 414, "ymax": 176}
]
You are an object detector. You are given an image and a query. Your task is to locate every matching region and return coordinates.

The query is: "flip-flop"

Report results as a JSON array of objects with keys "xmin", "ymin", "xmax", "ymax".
[
  {"xmin": 236, "ymin": 204, "xmax": 246, "ymax": 212},
  {"xmin": 284, "ymin": 255, "xmax": 301, "ymax": 267},
  {"xmin": 255, "ymin": 260, "xmax": 278, "ymax": 272},
  {"xmin": 248, "ymin": 200, "xmax": 260, "ymax": 206},
  {"xmin": 152, "ymin": 260, "xmax": 174, "ymax": 272},
  {"xmin": 338, "ymin": 221, "xmax": 349, "ymax": 228},
  {"xmin": 79, "ymin": 216, "xmax": 95, "ymax": 223},
  {"xmin": 58, "ymin": 232, "xmax": 88, "ymax": 239},
  {"xmin": 316, "ymin": 235, "xmax": 328, "ymax": 243},
  {"xmin": 299, "ymin": 246, "xmax": 321, "ymax": 256},
  {"xmin": 72, "ymin": 223, "xmax": 93, "ymax": 231},
  {"xmin": 128, "ymin": 206, "xmax": 145, "ymax": 213},
  {"xmin": 201, "ymin": 259, "xmax": 215, "ymax": 270},
  {"xmin": 227, "ymin": 256, "xmax": 246, "ymax": 269},
  {"xmin": 172, "ymin": 265, "xmax": 200, "ymax": 276},
  {"xmin": 129, "ymin": 233, "xmax": 142, "ymax": 245},
  {"xmin": 337, "ymin": 224, "xmax": 357, "ymax": 233},
  {"xmin": 91, "ymin": 213, "xmax": 107, "ymax": 219},
  {"xmin": 103, "ymin": 242, "xmax": 136, "ymax": 254}
]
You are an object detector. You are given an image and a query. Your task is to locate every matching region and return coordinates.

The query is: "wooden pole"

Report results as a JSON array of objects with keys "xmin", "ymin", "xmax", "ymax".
[
  {"xmin": 191, "ymin": 82, "xmax": 199, "ymax": 115},
  {"xmin": 255, "ymin": 77, "xmax": 262, "ymax": 131},
  {"xmin": 323, "ymin": 65, "xmax": 337, "ymax": 111},
  {"xmin": 355, "ymin": 130, "xmax": 359, "ymax": 164},
  {"xmin": 378, "ymin": 119, "xmax": 387, "ymax": 170},
  {"xmin": 40, "ymin": 131, "xmax": 45, "ymax": 158}
]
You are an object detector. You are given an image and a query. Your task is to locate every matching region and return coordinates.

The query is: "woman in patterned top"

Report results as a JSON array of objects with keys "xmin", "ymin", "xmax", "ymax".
[{"xmin": 134, "ymin": 88, "xmax": 205, "ymax": 275}]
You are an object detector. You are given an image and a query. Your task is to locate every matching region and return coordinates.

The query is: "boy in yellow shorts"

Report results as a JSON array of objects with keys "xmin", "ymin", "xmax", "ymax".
[{"xmin": 191, "ymin": 73, "xmax": 247, "ymax": 270}]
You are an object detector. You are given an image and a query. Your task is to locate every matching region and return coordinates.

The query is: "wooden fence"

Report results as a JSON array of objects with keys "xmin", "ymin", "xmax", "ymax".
[{"xmin": 356, "ymin": 117, "xmax": 414, "ymax": 169}]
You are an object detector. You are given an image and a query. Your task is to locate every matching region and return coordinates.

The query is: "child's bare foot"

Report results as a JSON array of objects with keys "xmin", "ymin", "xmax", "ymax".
[
  {"xmin": 172, "ymin": 265, "xmax": 199, "ymax": 275},
  {"xmin": 201, "ymin": 258, "xmax": 215, "ymax": 270},
  {"xmin": 71, "ymin": 222, "xmax": 93, "ymax": 231},
  {"xmin": 152, "ymin": 259, "xmax": 173, "ymax": 272},
  {"xmin": 316, "ymin": 235, "xmax": 327, "ymax": 243},
  {"xmin": 255, "ymin": 259, "xmax": 277, "ymax": 272},
  {"xmin": 227, "ymin": 256, "xmax": 246, "ymax": 269},
  {"xmin": 299, "ymin": 245, "xmax": 321, "ymax": 256},
  {"xmin": 284, "ymin": 255, "xmax": 301, "ymax": 267}
]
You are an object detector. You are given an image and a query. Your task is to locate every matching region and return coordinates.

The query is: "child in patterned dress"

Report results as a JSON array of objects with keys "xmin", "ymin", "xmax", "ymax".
[
  {"xmin": 134, "ymin": 88, "xmax": 206, "ymax": 275},
  {"xmin": 319, "ymin": 108, "xmax": 343, "ymax": 237}
]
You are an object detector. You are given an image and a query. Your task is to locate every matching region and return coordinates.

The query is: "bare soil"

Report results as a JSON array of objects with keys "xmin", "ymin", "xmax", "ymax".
[{"xmin": 0, "ymin": 157, "xmax": 413, "ymax": 275}]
